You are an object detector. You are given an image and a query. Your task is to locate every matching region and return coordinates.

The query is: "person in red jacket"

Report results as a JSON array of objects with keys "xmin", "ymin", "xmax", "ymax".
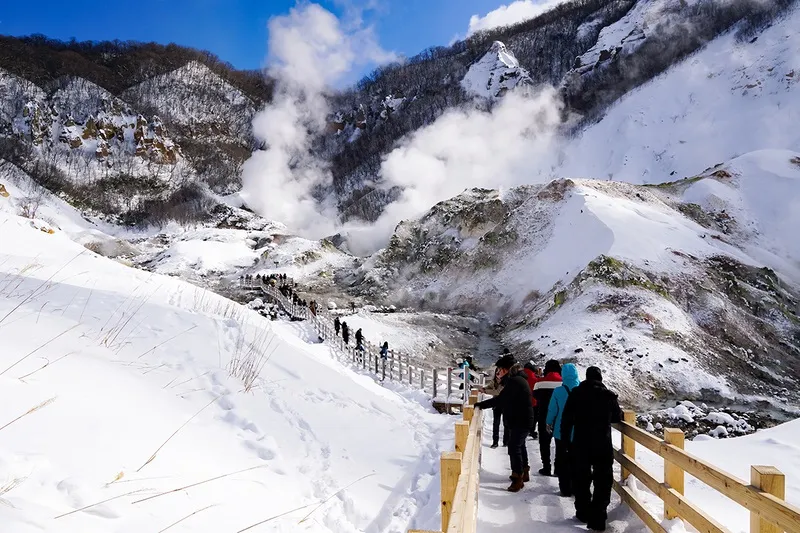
[
  {"xmin": 533, "ymin": 360, "xmax": 562, "ymax": 475},
  {"xmin": 523, "ymin": 363, "xmax": 541, "ymax": 439}
]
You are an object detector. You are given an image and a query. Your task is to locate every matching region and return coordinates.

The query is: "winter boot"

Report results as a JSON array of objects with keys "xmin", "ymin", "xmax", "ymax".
[
  {"xmin": 538, "ymin": 466, "xmax": 551, "ymax": 476},
  {"xmin": 490, "ymin": 442, "xmax": 499, "ymax": 449},
  {"xmin": 588, "ymin": 521, "xmax": 607, "ymax": 532},
  {"xmin": 507, "ymin": 473, "xmax": 524, "ymax": 492},
  {"xmin": 522, "ymin": 466, "xmax": 531, "ymax": 482}
]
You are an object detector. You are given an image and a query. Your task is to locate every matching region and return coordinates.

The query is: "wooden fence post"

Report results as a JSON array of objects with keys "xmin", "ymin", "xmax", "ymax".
[
  {"xmin": 455, "ymin": 421, "xmax": 470, "ymax": 454},
  {"xmin": 463, "ymin": 405, "xmax": 475, "ymax": 422},
  {"xmin": 409, "ymin": 363, "xmax": 413, "ymax": 385},
  {"xmin": 441, "ymin": 451, "xmax": 462, "ymax": 532},
  {"xmin": 664, "ymin": 428, "xmax": 685, "ymax": 520},
  {"xmin": 447, "ymin": 368, "xmax": 453, "ymax": 400},
  {"xmin": 621, "ymin": 410, "xmax": 636, "ymax": 481},
  {"xmin": 469, "ymin": 392, "xmax": 479, "ymax": 406},
  {"xmin": 750, "ymin": 466, "xmax": 786, "ymax": 533},
  {"xmin": 420, "ymin": 369, "xmax": 425, "ymax": 390},
  {"xmin": 433, "ymin": 369, "xmax": 438, "ymax": 398}
]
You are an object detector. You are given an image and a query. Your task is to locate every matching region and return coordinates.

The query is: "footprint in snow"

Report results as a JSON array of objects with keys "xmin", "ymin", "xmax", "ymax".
[
  {"xmin": 217, "ymin": 395, "xmax": 235, "ymax": 411},
  {"xmin": 244, "ymin": 440, "xmax": 277, "ymax": 461},
  {"xmin": 221, "ymin": 410, "xmax": 259, "ymax": 433}
]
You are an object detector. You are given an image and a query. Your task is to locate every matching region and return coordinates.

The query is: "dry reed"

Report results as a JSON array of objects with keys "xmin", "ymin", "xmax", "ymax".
[
  {"xmin": 0, "ymin": 397, "xmax": 56, "ymax": 432},
  {"xmin": 136, "ymin": 395, "xmax": 220, "ymax": 472},
  {"xmin": 132, "ymin": 465, "xmax": 267, "ymax": 504}
]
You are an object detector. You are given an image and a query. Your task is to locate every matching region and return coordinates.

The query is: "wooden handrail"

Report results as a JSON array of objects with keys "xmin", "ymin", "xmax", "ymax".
[
  {"xmin": 409, "ymin": 390, "xmax": 483, "ymax": 533},
  {"xmin": 613, "ymin": 413, "xmax": 800, "ymax": 533},
  {"xmin": 244, "ymin": 279, "xmax": 478, "ymax": 405}
]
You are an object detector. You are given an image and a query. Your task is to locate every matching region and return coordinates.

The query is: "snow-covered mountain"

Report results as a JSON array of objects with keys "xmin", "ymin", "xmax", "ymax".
[
  {"xmin": 351, "ymin": 150, "xmax": 800, "ymax": 407},
  {"xmin": 552, "ymin": 0, "xmax": 800, "ymax": 184},
  {"xmin": 461, "ymin": 41, "xmax": 533, "ymax": 99}
]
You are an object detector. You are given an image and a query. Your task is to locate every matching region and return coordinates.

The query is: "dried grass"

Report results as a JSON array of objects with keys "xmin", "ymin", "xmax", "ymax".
[
  {"xmin": 0, "ymin": 252, "xmax": 84, "ymax": 326},
  {"xmin": 17, "ymin": 351, "xmax": 74, "ymax": 380},
  {"xmin": 136, "ymin": 395, "xmax": 221, "ymax": 472},
  {"xmin": 228, "ymin": 325, "xmax": 276, "ymax": 392},
  {"xmin": 157, "ymin": 504, "xmax": 217, "ymax": 532},
  {"xmin": 0, "ymin": 397, "xmax": 56, "ymax": 432},
  {"xmin": 1, "ymin": 325, "xmax": 78, "ymax": 376},
  {"xmin": 54, "ymin": 489, "xmax": 150, "ymax": 519},
  {"xmin": 132, "ymin": 465, "xmax": 267, "ymax": 504}
]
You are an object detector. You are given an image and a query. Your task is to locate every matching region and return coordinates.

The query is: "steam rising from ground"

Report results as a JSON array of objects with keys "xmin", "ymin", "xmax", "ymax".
[
  {"xmin": 241, "ymin": 3, "xmax": 392, "ymax": 237},
  {"xmin": 345, "ymin": 91, "xmax": 563, "ymax": 254},
  {"xmin": 242, "ymin": 3, "xmax": 564, "ymax": 256}
]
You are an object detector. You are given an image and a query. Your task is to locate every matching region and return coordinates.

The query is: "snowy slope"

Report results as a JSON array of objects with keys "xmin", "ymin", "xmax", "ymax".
[
  {"xmin": 551, "ymin": 5, "xmax": 800, "ymax": 184},
  {"xmin": 0, "ymin": 206, "xmax": 450, "ymax": 532},
  {"xmin": 461, "ymin": 41, "xmax": 534, "ymax": 99},
  {"xmin": 360, "ymin": 151, "xmax": 800, "ymax": 404}
]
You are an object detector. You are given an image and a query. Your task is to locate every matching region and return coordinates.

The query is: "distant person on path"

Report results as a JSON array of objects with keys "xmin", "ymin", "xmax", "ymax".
[
  {"xmin": 355, "ymin": 328, "xmax": 364, "ymax": 351},
  {"xmin": 533, "ymin": 360, "xmax": 562, "ymax": 476},
  {"xmin": 334, "ymin": 316, "xmax": 341, "ymax": 337},
  {"xmin": 480, "ymin": 366, "xmax": 508, "ymax": 449},
  {"xmin": 561, "ymin": 366, "xmax": 622, "ymax": 532},
  {"xmin": 546, "ymin": 363, "xmax": 579, "ymax": 496},
  {"xmin": 350, "ymin": 301, "xmax": 356, "ymax": 313},
  {"xmin": 475, "ymin": 354, "xmax": 534, "ymax": 492},
  {"xmin": 341, "ymin": 322, "xmax": 350, "ymax": 345},
  {"xmin": 380, "ymin": 341, "xmax": 389, "ymax": 359}
]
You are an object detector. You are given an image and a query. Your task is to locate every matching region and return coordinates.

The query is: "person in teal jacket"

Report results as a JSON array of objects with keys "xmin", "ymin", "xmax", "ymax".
[{"xmin": 546, "ymin": 363, "xmax": 580, "ymax": 497}]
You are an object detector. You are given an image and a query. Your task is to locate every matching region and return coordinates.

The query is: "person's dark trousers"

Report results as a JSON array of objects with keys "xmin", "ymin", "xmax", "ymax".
[
  {"xmin": 572, "ymin": 446, "xmax": 614, "ymax": 527},
  {"xmin": 506, "ymin": 427, "xmax": 529, "ymax": 474},
  {"xmin": 555, "ymin": 439, "xmax": 572, "ymax": 495},
  {"xmin": 538, "ymin": 419, "xmax": 553, "ymax": 472},
  {"xmin": 530, "ymin": 406, "xmax": 539, "ymax": 437},
  {"xmin": 492, "ymin": 404, "xmax": 505, "ymax": 445}
]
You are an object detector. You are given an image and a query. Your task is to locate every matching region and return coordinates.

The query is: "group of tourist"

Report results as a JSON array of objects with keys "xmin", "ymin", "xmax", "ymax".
[{"xmin": 477, "ymin": 353, "xmax": 622, "ymax": 532}]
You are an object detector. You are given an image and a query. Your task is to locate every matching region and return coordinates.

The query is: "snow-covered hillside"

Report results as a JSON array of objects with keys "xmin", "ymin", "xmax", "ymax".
[
  {"xmin": 0, "ymin": 200, "xmax": 450, "ymax": 532},
  {"xmin": 552, "ymin": 3, "xmax": 800, "ymax": 184},
  {"xmin": 461, "ymin": 41, "xmax": 533, "ymax": 99},
  {"xmin": 122, "ymin": 61, "xmax": 255, "ymax": 141},
  {"xmin": 356, "ymin": 150, "xmax": 800, "ymax": 405}
]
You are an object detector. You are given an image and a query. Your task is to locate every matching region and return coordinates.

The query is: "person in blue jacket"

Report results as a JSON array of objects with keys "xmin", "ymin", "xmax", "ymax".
[{"xmin": 546, "ymin": 363, "xmax": 580, "ymax": 497}]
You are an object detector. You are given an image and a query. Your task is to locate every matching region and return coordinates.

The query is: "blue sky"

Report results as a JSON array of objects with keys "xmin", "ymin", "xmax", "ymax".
[{"xmin": 0, "ymin": 0, "xmax": 511, "ymax": 71}]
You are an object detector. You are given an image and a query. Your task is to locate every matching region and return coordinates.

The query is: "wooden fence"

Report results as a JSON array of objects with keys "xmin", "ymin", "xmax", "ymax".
[
  {"xmin": 614, "ymin": 410, "xmax": 800, "ymax": 533},
  {"xmin": 243, "ymin": 279, "xmax": 485, "ymax": 407},
  {"xmin": 410, "ymin": 390, "xmax": 483, "ymax": 533}
]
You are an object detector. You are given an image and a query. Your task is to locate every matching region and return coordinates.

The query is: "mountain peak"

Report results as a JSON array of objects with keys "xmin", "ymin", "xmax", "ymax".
[{"xmin": 461, "ymin": 41, "xmax": 532, "ymax": 99}]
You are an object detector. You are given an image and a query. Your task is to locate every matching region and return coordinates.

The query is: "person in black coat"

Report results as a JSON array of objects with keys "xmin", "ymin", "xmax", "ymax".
[
  {"xmin": 475, "ymin": 355, "xmax": 535, "ymax": 492},
  {"xmin": 341, "ymin": 322, "xmax": 350, "ymax": 345},
  {"xmin": 334, "ymin": 316, "xmax": 341, "ymax": 336},
  {"xmin": 560, "ymin": 366, "xmax": 622, "ymax": 532},
  {"xmin": 355, "ymin": 328, "xmax": 364, "ymax": 350}
]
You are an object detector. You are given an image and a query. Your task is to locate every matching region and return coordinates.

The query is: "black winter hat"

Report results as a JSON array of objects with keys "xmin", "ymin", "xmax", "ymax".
[
  {"xmin": 523, "ymin": 361, "xmax": 536, "ymax": 372},
  {"xmin": 586, "ymin": 366, "xmax": 603, "ymax": 381},
  {"xmin": 544, "ymin": 359, "xmax": 562, "ymax": 375},
  {"xmin": 496, "ymin": 354, "xmax": 516, "ymax": 370}
]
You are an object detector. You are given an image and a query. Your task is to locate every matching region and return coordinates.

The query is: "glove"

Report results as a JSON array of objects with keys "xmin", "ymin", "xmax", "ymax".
[{"xmin": 546, "ymin": 424, "xmax": 554, "ymax": 435}]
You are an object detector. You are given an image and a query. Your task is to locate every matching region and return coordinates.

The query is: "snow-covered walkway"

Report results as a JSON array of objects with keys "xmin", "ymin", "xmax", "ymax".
[{"xmin": 477, "ymin": 413, "xmax": 648, "ymax": 533}]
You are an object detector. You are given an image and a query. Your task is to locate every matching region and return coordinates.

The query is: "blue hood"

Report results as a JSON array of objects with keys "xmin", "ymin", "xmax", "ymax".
[{"xmin": 561, "ymin": 363, "xmax": 580, "ymax": 389}]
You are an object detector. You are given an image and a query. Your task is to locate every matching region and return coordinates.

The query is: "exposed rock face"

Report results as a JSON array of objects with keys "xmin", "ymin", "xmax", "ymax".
[{"xmin": 461, "ymin": 41, "xmax": 534, "ymax": 100}]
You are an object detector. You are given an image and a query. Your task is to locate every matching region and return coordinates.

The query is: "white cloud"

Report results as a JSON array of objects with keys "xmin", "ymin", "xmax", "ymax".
[{"xmin": 467, "ymin": 0, "xmax": 570, "ymax": 36}]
